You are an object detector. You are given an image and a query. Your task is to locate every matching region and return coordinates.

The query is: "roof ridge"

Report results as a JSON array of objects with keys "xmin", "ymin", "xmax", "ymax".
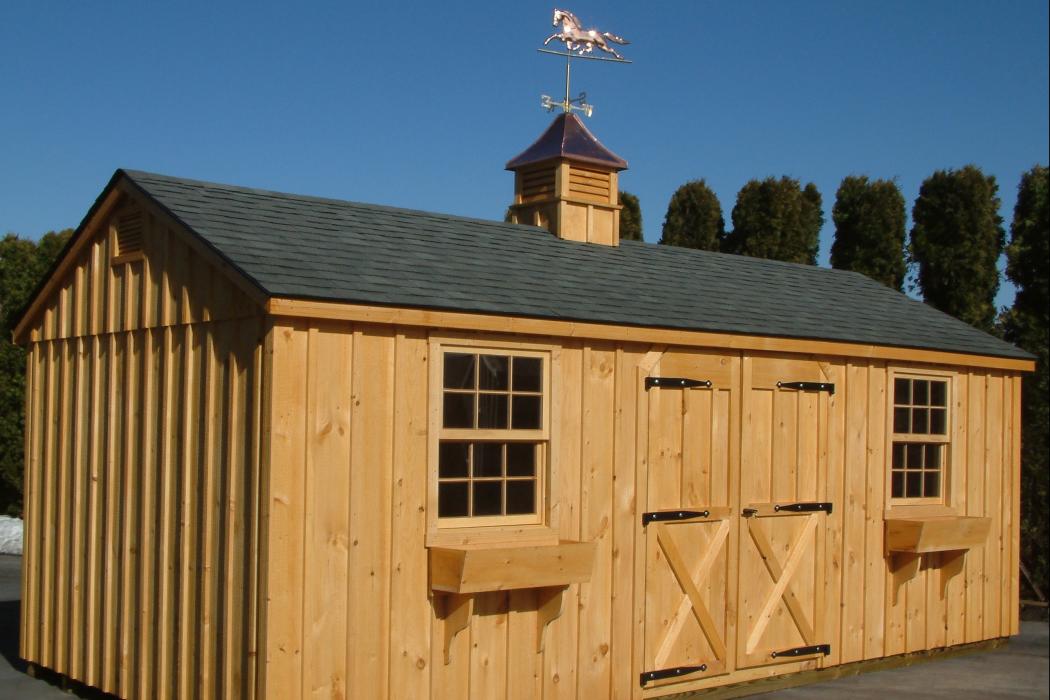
[{"xmin": 120, "ymin": 168, "xmax": 548, "ymax": 234}]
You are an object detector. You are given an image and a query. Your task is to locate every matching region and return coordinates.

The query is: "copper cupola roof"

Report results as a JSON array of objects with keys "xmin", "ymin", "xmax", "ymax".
[{"xmin": 505, "ymin": 113, "xmax": 628, "ymax": 171}]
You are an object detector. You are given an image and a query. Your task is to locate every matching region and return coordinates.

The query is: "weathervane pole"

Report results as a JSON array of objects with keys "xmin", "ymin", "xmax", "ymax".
[{"xmin": 564, "ymin": 54, "xmax": 571, "ymax": 113}]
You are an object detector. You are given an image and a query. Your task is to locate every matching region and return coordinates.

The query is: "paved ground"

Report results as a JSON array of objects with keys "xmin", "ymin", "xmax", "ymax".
[
  {"xmin": 763, "ymin": 622, "xmax": 1049, "ymax": 699},
  {"xmin": 1, "ymin": 554, "xmax": 1047, "ymax": 699}
]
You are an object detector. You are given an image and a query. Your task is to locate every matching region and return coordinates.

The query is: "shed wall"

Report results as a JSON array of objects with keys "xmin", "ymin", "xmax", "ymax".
[
  {"xmin": 20, "ymin": 199, "xmax": 266, "ymax": 699},
  {"xmin": 261, "ymin": 321, "xmax": 1021, "ymax": 700}
]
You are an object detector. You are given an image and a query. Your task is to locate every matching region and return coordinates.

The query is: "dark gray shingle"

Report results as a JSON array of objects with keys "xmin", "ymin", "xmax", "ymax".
[{"xmin": 121, "ymin": 169, "xmax": 1029, "ymax": 360}]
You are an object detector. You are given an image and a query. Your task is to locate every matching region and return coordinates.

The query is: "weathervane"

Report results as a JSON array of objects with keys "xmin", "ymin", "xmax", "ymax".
[{"xmin": 538, "ymin": 9, "xmax": 631, "ymax": 118}]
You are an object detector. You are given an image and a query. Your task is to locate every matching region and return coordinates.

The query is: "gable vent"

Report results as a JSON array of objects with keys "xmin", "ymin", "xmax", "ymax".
[{"xmin": 113, "ymin": 210, "xmax": 145, "ymax": 261}]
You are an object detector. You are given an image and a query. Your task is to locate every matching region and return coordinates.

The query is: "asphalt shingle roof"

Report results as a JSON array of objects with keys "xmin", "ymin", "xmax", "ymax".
[{"xmin": 119, "ymin": 169, "xmax": 1029, "ymax": 360}]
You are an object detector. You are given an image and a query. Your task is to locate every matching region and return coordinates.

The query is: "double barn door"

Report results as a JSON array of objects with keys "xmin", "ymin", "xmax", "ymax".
[{"xmin": 641, "ymin": 352, "xmax": 834, "ymax": 690}]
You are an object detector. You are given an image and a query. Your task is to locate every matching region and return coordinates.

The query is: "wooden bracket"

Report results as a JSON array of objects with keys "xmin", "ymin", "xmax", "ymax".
[
  {"xmin": 890, "ymin": 552, "xmax": 921, "ymax": 605},
  {"xmin": 536, "ymin": 586, "xmax": 567, "ymax": 653},
  {"xmin": 938, "ymin": 551, "xmax": 967, "ymax": 599},
  {"xmin": 437, "ymin": 593, "xmax": 473, "ymax": 665}
]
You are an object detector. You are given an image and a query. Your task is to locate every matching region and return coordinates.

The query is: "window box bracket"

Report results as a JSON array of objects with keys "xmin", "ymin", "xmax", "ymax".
[
  {"xmin": 885, "ymin": 516, "xmax": 991, "ymax": 603},
  {"xmin": 429, "ymin": 540, "xmax": 596, "ymax": 664}
]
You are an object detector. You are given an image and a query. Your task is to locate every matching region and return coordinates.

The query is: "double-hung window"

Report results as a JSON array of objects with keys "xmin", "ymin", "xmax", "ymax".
[
  {"xmin": 890, "ymin": 373, "xmax": 950, "ymax": 502},
  {"xmin": 435, "ymin": 346, "xmax": 549, "ymax": 527}
]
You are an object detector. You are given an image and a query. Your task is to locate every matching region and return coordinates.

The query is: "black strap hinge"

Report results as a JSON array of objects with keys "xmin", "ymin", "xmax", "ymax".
[
  {"xmin": 642, "ymin": 509, "xmax": 711, "ymax": 526},
  {"xmin": 640, "ymin": 663, "xmax": 707, "ymax": 686},
  {"xmin": 777, "ymin": 381, "xmax": 835, "ymax": 395},
  {"xmin": 774, "ymin": 502, "xmax": 833, "ymax": 515},
  {"xmin": 646, "ymin": 376, "xmax": 713, "ymax": 391},
  {"xmin": 771, "ymin": 644, "xmax": 830, "ymax": 658}
]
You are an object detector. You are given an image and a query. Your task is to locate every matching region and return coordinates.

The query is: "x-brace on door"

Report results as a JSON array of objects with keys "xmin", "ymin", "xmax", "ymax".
[
  {"xmin": 640, "ymin": 349, "xmax": 737, "ymax": 689},
  {"xmin": 736, "ymin": 356, "xmax": 834, "ymax": 669}
]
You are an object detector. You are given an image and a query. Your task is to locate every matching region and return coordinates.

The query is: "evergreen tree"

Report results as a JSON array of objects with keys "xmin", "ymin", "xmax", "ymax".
[
  {"xmin": 0, "ymin": 229, "xmax": 72, "ymax": 514},
  {"xmin": 910, "ymin": 165, "xmax": 1004, "ymax": 332},
  {"xmin": 724, "ymin": 176, "xmax": 823, "ymax": 264},
  {"xmin": 830, "ymin": 176, "xmax": 907, "ymax": 290},
  {"xmin": 619, "ymin": 190, "xmax": 643, "ymax": 241},
  {"xmin": 658, "ymin": 179, "xmax": 724, "ymax": 251},
  {"xmin": 1002, "ymin": 165, "xmax": 1049, "ymax": 596}
]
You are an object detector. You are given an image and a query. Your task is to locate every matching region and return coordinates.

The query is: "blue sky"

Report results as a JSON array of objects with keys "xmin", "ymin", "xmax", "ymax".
[{"xmin": 2, "ymin": 2, "xmax": 1047, "ymax": 307}]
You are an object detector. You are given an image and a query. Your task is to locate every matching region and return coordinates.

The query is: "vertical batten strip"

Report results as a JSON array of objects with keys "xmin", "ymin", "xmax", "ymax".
[
  {"xmin": 946, "ymin": 370, "xmax": 969, "ymax": 647},
  {"xmin": 69, "ymin": 337, "xmax": 88, "ymax": 679},
  {"xmin": 1000, "ymin": 374, "xmax": 1014, "ymax": 636},
  {"xmin": 177, "ymin": 324, "xmax": 200, "ymax": 700},
  {"xmin": 545, "ymin": 342, "xmax": 583, "ymax": 700},
  {"xmin": 20, "ymin": 344, "xmax": 40, "ymax": 661},
  {"xmin": 841, "ymin": 362, "xmax": 867, "ymax": 662},
  {"xmin": 198, "ymin": 328, "xmax": 221, "ymax": 697},
  {"xmin": 983, "ymin": 374, "xmax": 1004, "ymax": 638},
  {"xmin": 156, "ymin": 326, "xmax": 178, "ymax": 700},
  {"xmin": 1009, "ymin": 375, "xmax": 1021, "ymax": 636},
  {"xmin": 101, "ymin": 334, "xmax": 121, "ymax": 693},
  {"xmin": 54, "ymin": 340, "xmax": 74, "ymax": 672},
  {"xmin": 222, "ymin": 324, "xmax": 245, "ymax": 698},
  {"xmin": 964, "ymin": 372, "xmax": 985, "ymax": 642},
  {"xmin": 610, "ymin": 348, "xmax": 638, "ymax": 697},
  {"xmin": 39, "ymin": 341, "xmax": 57, "ymax": 669},
  {"xmin": 84, "ymin": 337, "xmax": 103, "ymax": 686},
  {"xmin": 347, "ymin": 329, "xmax": 395, "ymax": 699},
  {"xmin": 303, "ymin": 325, "xmax": 353, "ymax": 697},
  {"xmin": 247, "ymin": 326, "xmax": 264, "ymax": 700},
  {"xmin": 263, "ymin": 323, "xmax": 308, "ymax": 698},
  {"xmin": 389, "ymin": 330, "xmax": 432, "ymax": 699},
  {"xmin": 118, "ymin": 331, "xmax": 142, "ymax": 696},
  {"xmin": 863, "ymin": 364, "xmax": 887, "ymax": 659},
  {"xmin": 822, "ymin": 361, "xmax": 846, "ymax": 667},
  {"xmin": 136, "ymin": 328, "xmax": 158, "ymax": 699},
  {"xmin": 578, "ymin": 347, "xmax": 615, "ymax": 698}
]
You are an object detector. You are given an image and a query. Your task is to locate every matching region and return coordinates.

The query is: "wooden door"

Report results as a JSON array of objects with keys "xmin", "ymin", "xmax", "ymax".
[
  {"xmin": 736, "ymin": 356, "xmax": 834, "ymax": 669},
  {"xmin": 640, "ymin": 350, "xmax": 736, "ymax": 690}
]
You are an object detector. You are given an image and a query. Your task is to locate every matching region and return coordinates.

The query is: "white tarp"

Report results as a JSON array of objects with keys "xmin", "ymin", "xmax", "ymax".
[{"xmin": 0, "ymin": 515, "xmax": 23, "ymax": 555}]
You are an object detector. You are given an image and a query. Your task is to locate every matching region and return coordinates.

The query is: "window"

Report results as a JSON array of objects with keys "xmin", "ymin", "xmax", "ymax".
[
  {"xmin": 890, "ymin": 375, "xmax": 949, "ymax": 501},
  {"xmin": 437, "ymin": 348, "xmax": 548, "ymax": 525}
]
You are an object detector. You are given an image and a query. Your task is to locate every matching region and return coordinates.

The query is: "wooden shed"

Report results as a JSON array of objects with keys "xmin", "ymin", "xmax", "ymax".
[{"xmin": 14, "ymin": 113, "xmax": 1034, "ymax": 700}]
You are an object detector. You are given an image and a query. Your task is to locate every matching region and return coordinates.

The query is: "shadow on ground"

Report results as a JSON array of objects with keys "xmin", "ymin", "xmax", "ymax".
[{"xmin": 0, "ymin": 593, "xmax": 112, "ymax": 699}]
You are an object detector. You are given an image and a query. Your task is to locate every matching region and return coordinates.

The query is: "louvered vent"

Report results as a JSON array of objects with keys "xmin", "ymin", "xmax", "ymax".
[
  {"xmin": 568, "ymin": 166, "xmax": 611, "ymax": 204},
  {"xmin": 520, "ymin": 168, "xmax": 556, "ymax": 203},
  {"xmin": 114, "ymin": 210, "xmax": 144, "ymax": 261}
]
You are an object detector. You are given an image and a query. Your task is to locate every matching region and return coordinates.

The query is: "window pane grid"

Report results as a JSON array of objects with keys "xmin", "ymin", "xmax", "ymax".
[
  {"xmin": 442, "ymin": 353, "xmax": 543, "ymax": 431},
  {"xmin": 437, "ymin": 441, "xmax": 539, "ymax": 518},
  {"xmin": 893, "ymin": 377, "xmax": 948, "ymax": 437},
  {"xmin": 891, "ymin": 376, "xmax": 948, "ymax": 501}
]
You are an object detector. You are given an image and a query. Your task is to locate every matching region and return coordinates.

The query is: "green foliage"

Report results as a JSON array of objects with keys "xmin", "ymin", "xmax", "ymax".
[
  {"xmin": 910, "ymin": 166, "xmax": 1005, "ymax": 332},
  {"xmin": 658, "ymin": 180, "xmax": 724, "ymax": 251},
  {"xmin": 0, "ymin": 229, "xmax": 72, "ymax": 515},
  {"xmin": 724, "ymin": 176, "xmax": 823, "ymax": 264},
  {"xmin": 619, "ymin": 190, "xmax": 643, "ymax": 241},
  {"xmin": 830, "ymin": 176, "xmax": 907, "ymax": 290},
  {"xmin": 1002, "ymin": 165, "xmax": 1049, "ymax": 597}
]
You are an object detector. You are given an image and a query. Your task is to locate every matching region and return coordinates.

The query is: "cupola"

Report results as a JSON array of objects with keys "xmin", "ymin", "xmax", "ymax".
[{"xmin": 506, "ymin": 112, "xmax": 628, "ymax": 246}]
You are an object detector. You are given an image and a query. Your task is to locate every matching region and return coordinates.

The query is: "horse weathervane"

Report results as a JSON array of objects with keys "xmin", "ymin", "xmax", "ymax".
[{"xmin": 538, "ymin": 9, "xmax": 630, "ymax": 118}]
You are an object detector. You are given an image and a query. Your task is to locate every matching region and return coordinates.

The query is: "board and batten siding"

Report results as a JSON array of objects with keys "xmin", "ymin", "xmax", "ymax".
[
  {"xmin": 20, "ymin": 198, "xmax": 266, "ymax": 700},
  {"xmin": 261, "ymin": 322, "xmax": 1021, "ymax": 700}
]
